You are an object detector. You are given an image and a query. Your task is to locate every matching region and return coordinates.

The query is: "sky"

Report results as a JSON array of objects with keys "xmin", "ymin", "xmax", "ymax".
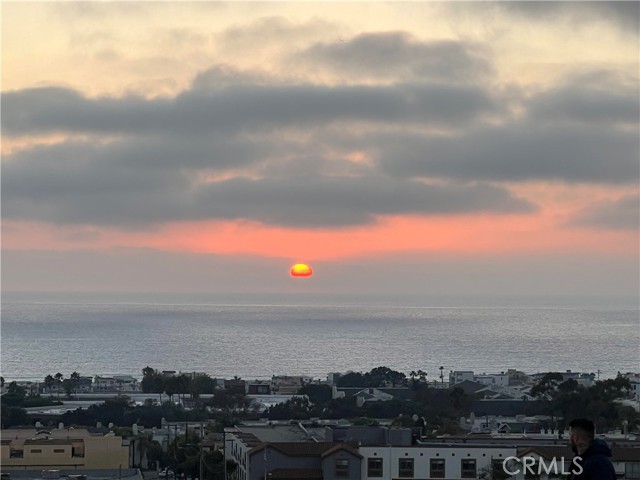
[{"xmin": 2, "ymin": 1, "xmax": 639, "ymax": 304}]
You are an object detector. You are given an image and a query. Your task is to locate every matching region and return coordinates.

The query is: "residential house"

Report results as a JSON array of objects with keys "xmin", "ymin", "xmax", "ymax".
[
  {"xmin": 226, "ymin": 431, "xmax": 362, "ymax": 480},
  {"xmin": 449, "ymin": 371, "xmax": 475, "ymax": 386},
  {"xmin": 224, "ymin": 378, "xmax": 247, "ymax": 395},
  {"xmin": 270, "ymin": 376, "xmax": 305, "ymax": 395},
  {"xmin": 474, "ymin": 372, "xmax": 510, "ymax": 387},
  {"xmin": 246, "ymin": 380, "xmax": 271, "ymax": 395}
]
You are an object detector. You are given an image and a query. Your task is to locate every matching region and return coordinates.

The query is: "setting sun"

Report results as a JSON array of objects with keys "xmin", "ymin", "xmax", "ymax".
[{"xmin": 290, "ymin": 263, "xmax": 313, "ymax": 277}]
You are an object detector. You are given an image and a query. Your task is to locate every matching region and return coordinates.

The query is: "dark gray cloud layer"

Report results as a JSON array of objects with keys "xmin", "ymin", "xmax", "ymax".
[
  {"xmin": 294, "ymin": 32, "xmax": 492, "ymax": 83},
  {"xmin": 2, "ymin": 82, "xmax": 498, "ymax": 136},
  {"xmin": 527, "ymin": 85, "xmax": 639, "ymax": 125},
  {"xmin": 3, "ymin": 160, "xmax": 533, "ymax": 227},
  {"xmin": 376, "ymin": 123, "xmax": 639, "ymax": 184},
  {"xmin": 493, "ymin": 1, "xmax": 640, "ymax": 34},
  {"xmin": 2, "ymin": 24, "xmax": 638, "ymax": 230}
]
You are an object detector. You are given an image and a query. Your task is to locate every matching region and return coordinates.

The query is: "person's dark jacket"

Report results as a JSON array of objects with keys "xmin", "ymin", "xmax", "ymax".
[{"xmin": 571, "ymin": 438, "xmax": 616, "ymax": 479}]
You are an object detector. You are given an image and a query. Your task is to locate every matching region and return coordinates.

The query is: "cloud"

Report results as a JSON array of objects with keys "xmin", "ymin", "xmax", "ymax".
[
  {"xmin": 376, "ymin": 122, "xmax": 639, "ymax": 184},
  {"xmin": 3, "ymin": 150, "xmax": 534, "ymax": 227},
  {"xmin": 527, "ymin": 82, "xmax": 639, "ymax": 126},
  {"xmin": 191, "ymin": 176, "xmax": 533, "ymax": 227},
  {"xmin": 217, "ymin": 15, "xmax": 342, "ymax": 53},
  {"xmin": 2, "ymin": 60, "xmax": 634, "ymax": 231},
  {"xmin": 492, "ymin": 1, "xmax": 640, "ymax": 34},
  {"xmin": 569, "ymin": 194, "xmax": 640, "ymax": 231},
  {"xmin": 2, "ymin": 81, "xmax": 499, "ymax": 137},
  {"xmin": 294, "ymin": 32, "xmax": 493, "ymax": 83}
]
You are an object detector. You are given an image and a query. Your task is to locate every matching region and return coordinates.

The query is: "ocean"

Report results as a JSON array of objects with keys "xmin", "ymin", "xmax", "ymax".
[{"xmin": 1, "ymin": 295, "xmax": 638, "ymax": 383}]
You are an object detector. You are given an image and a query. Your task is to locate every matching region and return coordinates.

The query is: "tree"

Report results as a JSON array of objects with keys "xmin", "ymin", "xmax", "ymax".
[
  {"xmin": 267, "ymin": 397, "xmax": 311, "ymax": 420},
  {"xmin": 2, "ymin": 382, "xmax": 27, "ymax": 406},
  {"xmin": 526, "ymin": 377, "xmax": 640, "ymax": 433},
  {"xmin": 300, "ymin": 384, "xmax": 332, "ymax": 404},
  {"xmin": 142, "ymin": 367, "xmax": 166, "ymax": 404},
  {"xmin": 63, "ymin": 379, "xmax": 74, "ymax": 399},
  {"xmin": 369, "ymin": 366, "xmax": 406, "ymax": 387},
  {"xmin": 190, "ymin": 374, "xmax": 217, "ymax": 406},
  {"xmin": 210, "ymin": 389, "xmax": 249, "ymax": 414},
  {"xmin": 1, "ymin": 405, "xmax": 29, "ymax": 428},
  {"xmin": 409, "ymin": 370, "xmax": 428, "ymax": 390},
  {"xmin": 558, "ymin": 379, "xmax": 579, "ymax": 393},
  {"xmin": 530, "ymin": 372, "xmax": 564, "ymax": 399},
  {"xmin": 70, "ymin": 371, "xmax": 81, "ymax": 399},
  {"xmin": 336, "ymin": 371, "xmax": 368, "ymax": 388},
  {"xmin": 44, "ymin": 375, "xmax": 55, "ymax": 395},
  {"xmin": 54, "ymin": 372, "xmax": 64, "ymax": 399}
]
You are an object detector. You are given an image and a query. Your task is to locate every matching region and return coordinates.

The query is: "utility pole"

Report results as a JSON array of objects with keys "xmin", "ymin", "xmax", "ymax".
[
  {"xmin": 263, "ymin": 442, "xmax": 267, "ymax": 480},
  {"xmin": 223, "ymin": 429, "xmax": 227, "ymax": 480}
]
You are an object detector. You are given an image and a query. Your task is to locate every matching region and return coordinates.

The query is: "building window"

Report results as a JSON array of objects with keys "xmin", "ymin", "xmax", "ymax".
[
  {"xmin": 626, "ymin": 463, "xmax": 640, "ymax": 479},
  {"xmin": 335, "ymin": 458, "xmax": 349, "ymax": 477},
  {"xmin": 54, "ymin": 449, "xmax": 65, "ymax": 453},
  {"xmin": 492, "ymin": 459, "xmax": 506, "ymax": 474},
  {"xmin": 461, "ymin": 459, "xmax": 476, "ymax": 478},
  {"xmin": 430, "ymin": 458, "xmax": 445, "ymax": 478},
  {"xmin": 10, "ymin": 449, "xmax": 24, "ymax": 458},
  {"xmin": 71, "ymin": 447, "xmax": 84, "ymax": 458},
  {"xmin": 399, "ymin": 458, "xmax": 414, "ymax": 478},
  {"xmin": 368, "ymin": 458, "xmax": 383, "ymax": 477},
  {"xmin": 31, "ymin": 449, "xmax": 43, "ymax": 453}
]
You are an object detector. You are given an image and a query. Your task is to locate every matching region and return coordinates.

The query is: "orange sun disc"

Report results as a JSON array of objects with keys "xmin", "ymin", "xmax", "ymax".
[{"xmin": 290, "ymin": 263, "xmax": 313, "ymax": 277}]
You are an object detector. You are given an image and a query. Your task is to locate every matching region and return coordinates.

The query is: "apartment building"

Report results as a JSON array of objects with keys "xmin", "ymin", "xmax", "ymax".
[
  {"xmin": 0, "ymin": 427, "xmax": 129, "ymax": 470},
  {"xmin": 93, "ymin": 375, "xmax": 139, "ymax": 392},
  {"xmin": 227, "ymin": 424, "xmax": 640, "ymax": 480}
]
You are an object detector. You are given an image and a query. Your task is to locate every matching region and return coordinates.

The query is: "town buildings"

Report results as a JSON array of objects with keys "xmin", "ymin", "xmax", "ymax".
[
  {"xmin": 1, "ymin": 427, "xmax": 129, "ymax": 471},
  {"xmin": 225, "ymin": 423, "xmax": 640, "ymax": 480}
]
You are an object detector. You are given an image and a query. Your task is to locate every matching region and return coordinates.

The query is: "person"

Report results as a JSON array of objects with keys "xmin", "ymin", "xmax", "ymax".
[{"xmin": 568, "ymin": 418, "xmax": 616, "ymax": 479}]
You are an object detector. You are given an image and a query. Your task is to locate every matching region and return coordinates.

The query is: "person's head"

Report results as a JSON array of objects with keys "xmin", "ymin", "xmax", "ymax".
[{"xmin": 569, "ymin": 418, "xmax": 595, "ymax": 453}]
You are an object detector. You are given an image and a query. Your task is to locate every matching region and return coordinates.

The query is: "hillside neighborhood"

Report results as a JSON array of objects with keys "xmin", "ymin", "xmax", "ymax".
[{"xmin": 2, "ymin": 367, "xmax": 640, "ymax": 479}]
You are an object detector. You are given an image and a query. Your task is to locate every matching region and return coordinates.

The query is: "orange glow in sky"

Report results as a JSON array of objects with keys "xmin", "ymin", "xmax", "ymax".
[{"xmin": 2, "ymin": 2, "xmax": 637, "ymax": 298}]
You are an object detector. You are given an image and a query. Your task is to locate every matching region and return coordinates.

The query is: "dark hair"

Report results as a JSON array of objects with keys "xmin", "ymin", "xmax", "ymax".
[{"xmin": 569, "ymin": 418, "xmax": 595, "ymax": 440}]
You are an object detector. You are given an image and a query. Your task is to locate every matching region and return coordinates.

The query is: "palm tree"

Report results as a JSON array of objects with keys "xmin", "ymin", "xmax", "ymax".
[
  {"xmin": 409, "ymin": 371, "xmax": 418, "ymax": 389},
  {"xmin": 44, "ymin": 374, "xmax": 56, "ymax": 395},
  {"xmin": 54, "ymin": 373, "xmax": 64, "ymax": 398},
  {"xmin": 70, "ymin": 371, "xmax": 81, "ymax": 399}
]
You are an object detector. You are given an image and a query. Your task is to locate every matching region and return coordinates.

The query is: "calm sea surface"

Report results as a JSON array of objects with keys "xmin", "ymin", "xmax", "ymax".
[{"xmin": 1, "ymin": 300, "xmax": 638, "ymax": 382}]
